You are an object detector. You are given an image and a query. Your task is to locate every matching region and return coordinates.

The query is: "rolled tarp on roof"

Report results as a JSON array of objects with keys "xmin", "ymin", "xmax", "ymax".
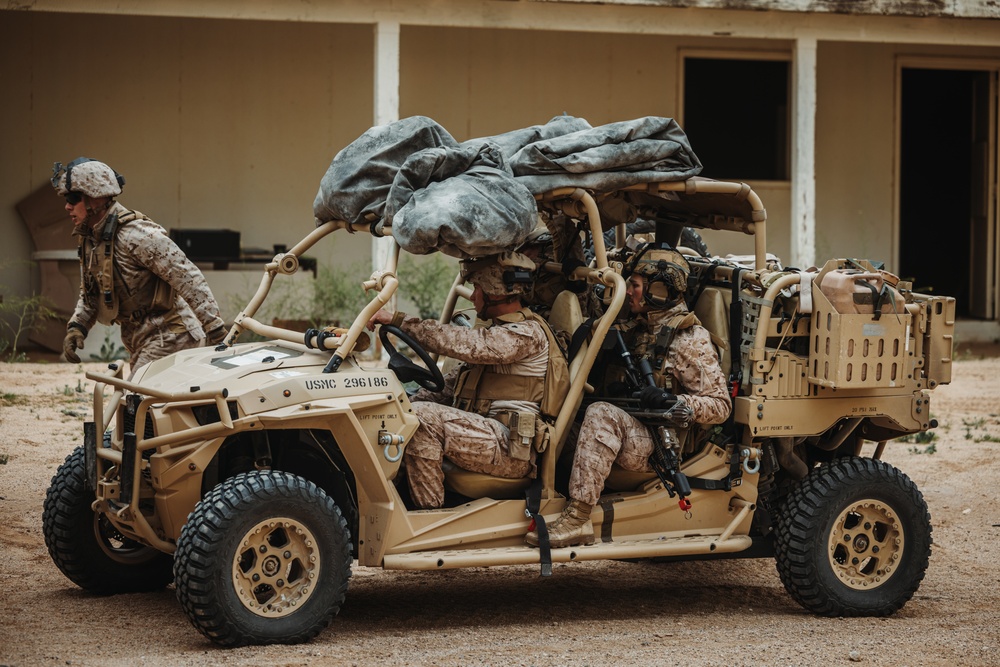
[
  {"xmin": 507, "ymin": 116, "xmax": 703, "ymax": 194},
  {"xmin": 312, "ymin": 115, "xmax": 701, "ymax": 259},
  {"xmin": 387, "ymin": 141, "xmax": 539, "ymax": 258}
]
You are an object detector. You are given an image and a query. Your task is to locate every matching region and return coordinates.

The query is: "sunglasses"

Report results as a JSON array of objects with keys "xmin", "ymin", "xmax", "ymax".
[{"xmin": 64, "ymin": 192, "xmax": 84, "ymax": 206}]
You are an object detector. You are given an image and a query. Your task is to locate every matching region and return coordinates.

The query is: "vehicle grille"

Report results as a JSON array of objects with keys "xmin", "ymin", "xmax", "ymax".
[{"xmin": 122, "ymin": 395, "xmax": 155, "ymax": 439}]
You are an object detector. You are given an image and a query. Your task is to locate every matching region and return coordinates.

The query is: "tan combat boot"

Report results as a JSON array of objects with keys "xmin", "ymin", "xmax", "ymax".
[{"xmin": 525, "ymin": 499, "xmax": 595, "ymax": 548}]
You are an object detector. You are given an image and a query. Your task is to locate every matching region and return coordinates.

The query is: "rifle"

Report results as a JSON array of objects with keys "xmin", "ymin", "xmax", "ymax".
[{"xmin": 597, "ymin": 330, "xmax": 693, "ymax": 510}]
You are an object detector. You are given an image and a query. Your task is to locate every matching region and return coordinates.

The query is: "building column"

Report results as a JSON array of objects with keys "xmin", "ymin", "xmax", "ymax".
[
  {"xmin": 791, "ymin": 35, "xmax": 817, "ymax": 269},
  {"xmin": 372, "ymin": 20, "xmax": 400, "ymax": 273}
]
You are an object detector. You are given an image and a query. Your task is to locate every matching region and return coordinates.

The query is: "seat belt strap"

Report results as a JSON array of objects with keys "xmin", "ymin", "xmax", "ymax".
[
  {"xmin": 566, "ymin": 317, "xmax": 597, "ymax": 363},
  {"xmin": 525, "ymin": 478, "xmax": 552, "ymax": 577}
]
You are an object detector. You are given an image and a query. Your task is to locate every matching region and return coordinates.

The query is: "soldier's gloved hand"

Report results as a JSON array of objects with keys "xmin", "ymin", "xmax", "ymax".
[
  {"xmin": 638, "ymin": 385, "xmax": 676, "ymax": 410},
  {"xmin": 205, "ymin": 325, "xmax": 228, "ymax": 346},
  {"xmin": 666, "ymin": 398, "xmax": 694, "ymax": 429},
  {"xmin": 63, "ymin": 324, "xmax": 87, "ymax": 363}
]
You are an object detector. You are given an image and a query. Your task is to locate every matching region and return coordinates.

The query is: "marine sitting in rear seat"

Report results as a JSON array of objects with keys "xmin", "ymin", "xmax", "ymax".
[{"xmin": 527, "ymin": 242, "xmax": 731, "ymax": 548}]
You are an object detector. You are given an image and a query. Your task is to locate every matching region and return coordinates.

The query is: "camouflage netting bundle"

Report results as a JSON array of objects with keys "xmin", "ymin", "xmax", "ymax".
[
  {"xmin": 313, "ymin": 116, "xmax": 537, "ymax": 259},
  {"xmin": 312, "ymin": 116, "xmax": 457, "ymax": 228},
  {"xmin": 313, "ymin": 115, "xmax": 702, "ymax": 260},
  {"xmin": 506, "ymin": 116, "xmax": 703, "ymax": 194},
  {"xmin": 387, "ymin": 142, "xmax": 538, "ymax": 258},
  {"xmin": 459, "ymin": 114, "xmax": 593, "ymax": 161}
]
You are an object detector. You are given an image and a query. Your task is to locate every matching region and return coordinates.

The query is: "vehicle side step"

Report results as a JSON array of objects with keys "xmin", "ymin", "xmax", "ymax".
[{"xmin": 382, "ymin": 534, "xmax": 753, "ymax": 570}]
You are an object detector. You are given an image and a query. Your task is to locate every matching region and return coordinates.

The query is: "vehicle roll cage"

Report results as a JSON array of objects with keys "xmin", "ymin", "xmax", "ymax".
[
  {"xmin": 207, "ymin": 179, "xmax": 766, "ymax": 361},
  {"xmin": 85, "ymin": 178, "xmax": 769, "ymax": 525}
]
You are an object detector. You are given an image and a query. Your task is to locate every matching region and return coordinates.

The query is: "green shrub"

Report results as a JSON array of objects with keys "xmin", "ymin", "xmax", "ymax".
[
  {"xmin": 310, "ymin": 263, "xmax": 372, "ymax": 327},
  {"xmin": 89, "ymin": 328, "xmax": 127, "ymax": 363},
  {"xmin": 0, "ymin": 268, "xmax": 57, "ymax": 362},
  {"xmin": 398, "ymin": 254, "xmax": 459, "ymax": 319}
]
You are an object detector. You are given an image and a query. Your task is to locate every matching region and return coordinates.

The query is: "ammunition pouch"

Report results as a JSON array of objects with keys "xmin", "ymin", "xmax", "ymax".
[
  {"xmin": 150, "ymin": 276, "xmax": 175, "ymax": 313},
  {"xmin": 452, "ymin": 365, "xmax": 489, "ymax": 414},
  {"xmin": 450, "ymin": 309, "xmax": 570, "ymax": 461},
  {"xmin": 493, "ymin": 410, "xmax": 552, "ymax": 461}
]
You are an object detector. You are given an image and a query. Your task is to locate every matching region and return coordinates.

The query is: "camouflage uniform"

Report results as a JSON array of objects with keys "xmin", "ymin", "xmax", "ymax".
[
  {"xmin": 397, "ymin": 315, "xmax": 549, "ymax": 509},
  {"xmin": 568, "ymin": 301, "xmax": 731, "ymax": 505},
  {"xmin": 70, "ymin": 202, "xmax": 225, "ymax": 371}
]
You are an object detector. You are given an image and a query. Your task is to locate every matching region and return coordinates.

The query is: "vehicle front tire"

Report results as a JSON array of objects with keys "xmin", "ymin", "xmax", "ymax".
[
  {"xmin": 42, "ymin": 446, "xmax": 174, "ymax": 594},
  {"xmin": 773, "ymin": 456, "xmax": 931, "ymax": 617},
  {"xmin": 173, "ymin": 470, "xmax": 352, "ymax": 647}
]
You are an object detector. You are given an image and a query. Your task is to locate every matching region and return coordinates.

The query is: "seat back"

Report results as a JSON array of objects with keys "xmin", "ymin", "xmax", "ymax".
[
  {"xmin": 692, "ymin": 285, "xmax": 731, "ymax": 378},
  {"xmin": 543, "ymin": 291, "xmax": 586, "ymax": 459}
]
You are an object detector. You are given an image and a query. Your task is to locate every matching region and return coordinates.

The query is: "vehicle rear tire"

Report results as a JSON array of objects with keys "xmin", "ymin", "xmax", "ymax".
[
  {"xmin": 42, "ymin": 446, "xmax": 174, "ymax": 594},
  {"xmin": 773, "ymin": 456, "xmax": 931, "ymax": 616},
  {"xmin": 173, "ymin": 470, "xmax": 352, "ymax": 646}
]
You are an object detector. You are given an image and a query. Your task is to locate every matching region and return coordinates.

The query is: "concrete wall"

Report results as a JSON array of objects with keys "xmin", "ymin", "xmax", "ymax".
[
  {"xmin": 815, "ymin": 40, "xmax": 1000, "ymax": 273},
  {"xmin": 815, "ymin": 41, "xmax": 900, "ymax": 267},
  {"xmin": 1, "ymin": 16, "xmax": 791, "ymax": 325},
  {"xmin": 2, "ymin": 10, "xmax": 999, "ymax": 341},
  {"xmin": 401, "ymin": 27, "xmax": 679, "ymax": 138},
  {"xmin": 399, "ymin": 27, "xmax": 791, "ymax": 260},
  {"xmin": 0, "ymin": 12, "xmax": 374, "ymax": 323},
  {"xmin": 549, "ymin": 0, "xmax": 999, "ymax": 19}
]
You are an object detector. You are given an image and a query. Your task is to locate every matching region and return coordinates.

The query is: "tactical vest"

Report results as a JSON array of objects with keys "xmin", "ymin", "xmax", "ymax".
[
  {"xmin": 452, "ymin": 309, "xmax": 571, "ymax": 421},
  {"xmin": 620, "ymin": 310, "xmax": 701, "ymax": 393},
  {"xmin": 78, "ymin": 208, "xmax": 175, "ymax": 326}
]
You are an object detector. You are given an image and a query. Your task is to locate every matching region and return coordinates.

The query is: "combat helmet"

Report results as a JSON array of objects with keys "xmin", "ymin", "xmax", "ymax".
[
  {"xmin": 521, "ymin": 222, "xmax": 553, "ymax": 252},
  {"xmin": 51, "ymin": 158, "xmax": 125, "ymax": 198},
  {"xmin": 625, "ymin": 242, "xmax": 690, "ymax": 307},
  {"xmin": 461, "ymin": 251, "xmax": 535, "ymax": 296}
]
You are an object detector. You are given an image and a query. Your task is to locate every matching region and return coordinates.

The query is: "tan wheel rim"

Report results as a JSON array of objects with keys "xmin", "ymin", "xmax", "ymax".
[
  {"xmin": 232, "ymin": 518, "xmax": 320, "ymax": 617},
  {"xmin": 827, "ymin": 498, "xmax": 904, "ymax": 590}
]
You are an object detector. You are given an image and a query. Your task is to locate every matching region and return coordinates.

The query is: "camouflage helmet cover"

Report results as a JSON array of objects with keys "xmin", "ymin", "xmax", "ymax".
[
  {"xmin": 522, "ymin": 221, "xmax": 553, "ymax": 248},
  {"xmin": 461, "ymin": 251, "xmax": 535, "ymax": 296},
  {"xmin": 626, "ymin": 244, "xmax": 690, "ymax": 305},
  {"xmin": 51, "ymin": 158, "xmax": 124, "ymax": 198}
]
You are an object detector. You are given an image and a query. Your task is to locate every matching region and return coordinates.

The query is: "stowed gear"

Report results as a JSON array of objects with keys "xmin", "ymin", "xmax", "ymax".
[
  {"xmin": 625, "ymin": 243, "xmax": 690, "ymax": 307},
  {"xmin": 460, "ymin": 251, "xmax": 535, "ymax": 296},
  {"xmin": 51, "ymin": 158, "xmax": 125, "ymax": 198}
]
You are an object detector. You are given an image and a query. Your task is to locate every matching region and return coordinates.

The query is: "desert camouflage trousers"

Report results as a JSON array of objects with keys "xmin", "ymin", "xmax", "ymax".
[
  {"xmin": 569, "ymin": 401, "xmax": 655, "ymax": 506},
  {"xmin": 404, "ymin": 402, "xmax": 534, "ymax": 509},
  {"xmin": 127, "ymin": 327, "xmax": 198, "ymax": 376}
]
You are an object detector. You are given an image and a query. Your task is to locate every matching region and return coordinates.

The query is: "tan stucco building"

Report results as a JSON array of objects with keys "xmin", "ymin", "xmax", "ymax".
[{"xmin": 2, "ymin": 0, "xmax": 998, "ymax": 350}]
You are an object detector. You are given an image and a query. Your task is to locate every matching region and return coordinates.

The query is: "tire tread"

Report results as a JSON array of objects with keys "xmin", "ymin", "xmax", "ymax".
[
  {"xmin": 42, "ymin": 446, "xmax": 173, "ymax": 594},
  {"xmin": 773, "ymin": 457, "xmax": 932, "ymax": 617},
  {"xmin": 174, "ymin": 470, "xmax": 352, "ymax": 646}
]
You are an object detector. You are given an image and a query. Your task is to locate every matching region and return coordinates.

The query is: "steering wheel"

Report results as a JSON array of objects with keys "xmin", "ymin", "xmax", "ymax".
[{"xmin": 378, "ymin": 324, "xmax": 445, "ymax": 393}]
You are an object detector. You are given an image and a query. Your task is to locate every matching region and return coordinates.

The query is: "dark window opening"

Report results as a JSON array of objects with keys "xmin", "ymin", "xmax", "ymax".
[
  {"xmin": 899, "ymin": 68, "xmax": 982, "ymax": 317},
  {"xmin": 683, "ymin": 57, "xmax": 790, "ymax": 181}
]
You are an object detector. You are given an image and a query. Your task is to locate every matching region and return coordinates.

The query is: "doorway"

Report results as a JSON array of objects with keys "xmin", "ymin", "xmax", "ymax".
[{"xmin": 898, "ymin": 66, "xmax": 996, "ymax": 319}]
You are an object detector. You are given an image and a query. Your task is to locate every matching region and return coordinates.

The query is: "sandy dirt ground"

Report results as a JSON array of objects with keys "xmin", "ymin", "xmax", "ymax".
[{"xmin": 1, "ymin": 352, "xmax": 999, "ymax": 667}]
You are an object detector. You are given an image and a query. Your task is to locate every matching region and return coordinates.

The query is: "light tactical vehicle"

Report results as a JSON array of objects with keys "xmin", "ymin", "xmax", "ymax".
[{"xmin": 43, "ymin": 125, "xmax": 953, "ymax": 647}]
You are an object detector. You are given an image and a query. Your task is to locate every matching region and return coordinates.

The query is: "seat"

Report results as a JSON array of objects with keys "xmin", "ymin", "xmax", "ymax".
[
  {"xmin": 549, "ymin": 291, "xmax": 589, "ymax": 393},
  {"xmin": 442, "ymin": 461, "xmax": 532, "ymax": 499},
  {"xmin": 443, "ymin": 291, "xmax": 586, "ymax": 500},
  {"xmin": 604, "ymin": 466, "xmax": 658, "ymax": 491},
  {"xmin": 692, "ymin": 285, "xmax": 732, "ymax": 378}
]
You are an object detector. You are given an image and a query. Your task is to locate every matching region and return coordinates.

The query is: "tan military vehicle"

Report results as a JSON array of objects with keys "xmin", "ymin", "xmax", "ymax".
[{"xmin": 43, "ymin": 178, "xmax": 953, "ymax": 647}]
